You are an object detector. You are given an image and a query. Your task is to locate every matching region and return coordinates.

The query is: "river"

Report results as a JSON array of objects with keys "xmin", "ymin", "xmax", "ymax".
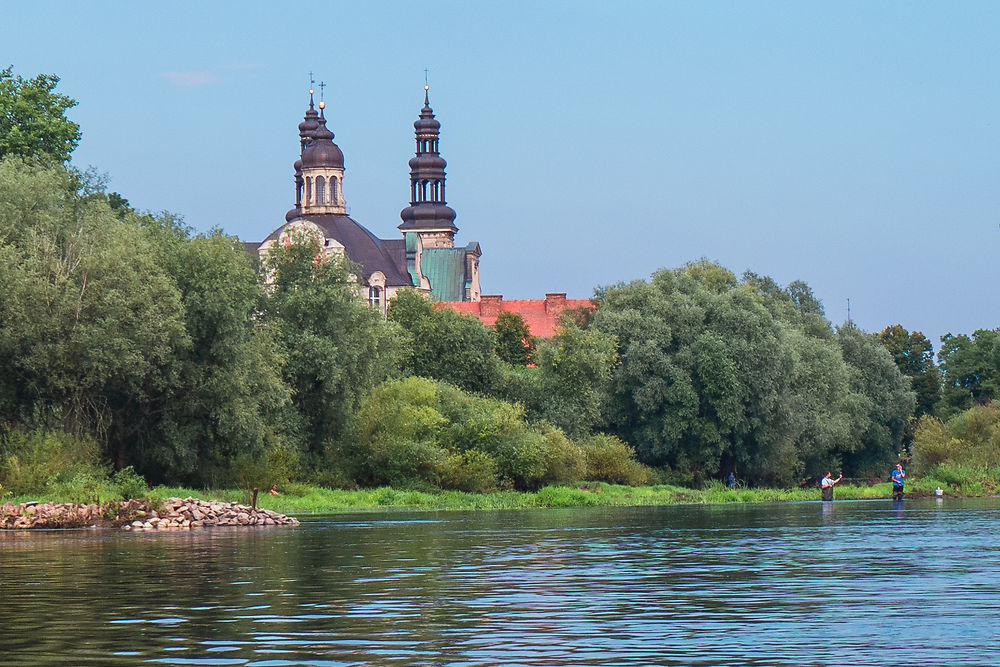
[{"xmin": 2, "ymin": 498, "xmax": 998, "ymax": 665}]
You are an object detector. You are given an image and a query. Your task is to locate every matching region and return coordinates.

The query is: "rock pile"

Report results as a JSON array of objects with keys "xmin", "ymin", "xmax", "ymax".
[
  {"xmin": 125, "ymin": 497, "xmax": 299, "ymax": 530},
  {"xmin": 0, "ymin": 496, "xmax": 298, "ymax": 530}
]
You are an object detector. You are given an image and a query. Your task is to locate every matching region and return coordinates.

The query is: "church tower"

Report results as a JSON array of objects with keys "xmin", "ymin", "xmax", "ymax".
[
  {"xmin": 291, "ymin": 90, "xmax": 347, "ymax": 217},
  {"xmin": 398, "ymin": 86, "xmax": 458, "ymax": 248}
]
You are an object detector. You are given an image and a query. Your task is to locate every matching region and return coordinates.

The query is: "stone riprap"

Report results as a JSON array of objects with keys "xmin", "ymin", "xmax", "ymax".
[{"xmin": 0, "ymin": 497, "xmax": 299, "ymax": 530}]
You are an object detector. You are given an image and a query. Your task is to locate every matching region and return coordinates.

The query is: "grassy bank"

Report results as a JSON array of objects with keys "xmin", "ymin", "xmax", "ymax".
[
  {"xmin": 6, "ymin": 476, "xmax": 976, "ymax": 517},
  {"xmin": 122, "ymin": 478, "xmax": 964, "ymax": 515}
]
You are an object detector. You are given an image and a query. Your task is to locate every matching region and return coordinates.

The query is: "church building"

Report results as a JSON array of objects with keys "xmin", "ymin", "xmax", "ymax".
[{"xmin": 249, "ymin": 86, "xmax": 482, "ymax": 312}]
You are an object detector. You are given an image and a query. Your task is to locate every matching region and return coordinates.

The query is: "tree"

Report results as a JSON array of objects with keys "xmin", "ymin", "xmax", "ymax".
[
  {"xmin": 877, "ymin": 325, "xmax": 940, "ymax": 417},
  {"xmin": 264, "ymin": 236, "xmax": 406, "ymax": 459},
  {"xmin": 937, "ymin": 329, "xmax": 1000, "ymax": 418},
  {"xmin": 529, "ymin": 324, "xmax": 618, "ymax": 439},
  {"xmin": 0, "ymin": 158, "xmax": 189, "ymax": 467},
  {"xmin": 836, "ymin": 325, "xmax": 915, "ymax": 475},
  {"xmin": 493, "ymin": 311, "xmax": 535, "ymax": 366},
  {"xmin": 0, "ymin": 67, "xmax": 80, "ymax": 162},
  {"xmin": 590, "ymin": 261, "xmax": 904, "ymax": 485},
  {"xmin": 388, "ymin": 289, "xmax": 502, "ymax": 395}
]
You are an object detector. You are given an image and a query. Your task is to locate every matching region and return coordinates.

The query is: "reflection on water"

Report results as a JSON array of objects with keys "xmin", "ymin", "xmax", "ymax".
[{"xmin": 3, "ymin": 499, "xmax": 1000, "ymax": 665}]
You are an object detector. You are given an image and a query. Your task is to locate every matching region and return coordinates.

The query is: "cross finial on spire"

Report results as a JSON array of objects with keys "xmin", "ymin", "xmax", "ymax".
[
  {"xmin": 319, "ymin": 80, "xmax": 326, "ymax": 100},
  {"xmin": 308, "ymin": 72, "xmax": 315, "ymax": 109}
]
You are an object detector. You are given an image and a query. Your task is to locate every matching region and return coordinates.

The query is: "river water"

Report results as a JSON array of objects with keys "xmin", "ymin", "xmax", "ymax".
[{"xmin": 2, "ymin": 498, "xmax": 998, "ymax": 665}]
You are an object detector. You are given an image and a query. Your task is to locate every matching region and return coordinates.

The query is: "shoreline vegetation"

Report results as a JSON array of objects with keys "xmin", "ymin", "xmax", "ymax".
[{"xmin": 1, "ymin": 476, "xmax": 980, "ymax": 525}]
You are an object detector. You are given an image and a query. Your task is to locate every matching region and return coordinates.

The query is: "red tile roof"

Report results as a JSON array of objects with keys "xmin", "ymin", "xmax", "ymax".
[{"xmin": 435, "ymin": 293, "xmax": 594, "ymax": 338}]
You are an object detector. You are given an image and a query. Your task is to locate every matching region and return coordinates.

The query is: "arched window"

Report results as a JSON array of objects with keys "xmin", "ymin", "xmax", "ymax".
[
  {"xmin": 330, "ymin": 177, "xmax": 338, "ymax": 204},
  {"xmin": 316, "ymin": 176, "xmax": 326, "ymax": 205},
  {"xmin": 420, "ymin": 180, "xmax": 428, "ymax": 201},
  {"xmin": 369, "ymin": 286, "xmax": 381, "ymax": 309},
  {"xmin": 305, "ymin": 178, "xmax": 312, "ymax": 206}
]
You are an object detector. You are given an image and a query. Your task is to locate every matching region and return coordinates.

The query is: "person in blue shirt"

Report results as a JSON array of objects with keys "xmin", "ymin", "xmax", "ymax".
[
  {"xmin": 891, "ymin": 463, "xmax": 906, "ymax": 501},
  {"xmin": 727, "ymin": 472, "xmax": 736, "ymax": 489}
]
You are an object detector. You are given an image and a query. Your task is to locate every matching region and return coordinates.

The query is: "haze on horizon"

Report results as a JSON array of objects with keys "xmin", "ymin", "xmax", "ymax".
[{"xmin": 4, "ymin": 0, "xmax": 998, "ymax": 348}]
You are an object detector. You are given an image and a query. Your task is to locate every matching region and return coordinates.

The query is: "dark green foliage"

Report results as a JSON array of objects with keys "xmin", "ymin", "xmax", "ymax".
[
  {"xmin": 493, "ymin": 311, "xmax": 535, "ymax": 365},
  {"xmin": 388, "ymin": 289, "xmax": 502, "ymax": 395},
  {"xmin": 264, "ymin": 235, "xmax": 406, "ymax": 460},
  {"xmin": 592, "ymin": 261, "xmax": 914, "ymax": 485},
  {"xmin": 836, "ymin": 325, "xmax": 915, "ymax": 475},
  {"xmin": 0, "ymin": 67, "xmax": 80, "ymax": 162},
  {"xmin": 936, "ymin": 329, "xmax": 1000, "ymax": 419},
  {"xmin": 877, "ymin": 325, "xmax": 940, "ymax": 417},
  {"xmin": 527, "ymin": 324, "xmax": 618, "ymax": 439}
]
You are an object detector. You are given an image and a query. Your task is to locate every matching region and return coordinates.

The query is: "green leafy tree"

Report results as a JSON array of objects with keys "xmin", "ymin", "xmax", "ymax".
[
  {"xmin": 877, "ymin": 324, "xmax": 940, "ymax": 417},
  {"xmin": 0, "ymin": 67, "xmax": 81, "ymax": 162},
  {"xmin": 264, "ymin": 235, "xmax": 406, "ymax": 459},
  {"xmin": 494, "ymin": 311, "xmax": 535, "ymax": 366},
  {"xmin": 139, "ymin": 222, "xmax": 295, "ymax": 485},
  {"xmin": 937, "ymin": 329, "xmax": 1000, "ymax": 419},
  {"xmin": 0, "ymin": 158, "xmax": 189, "ymax": 466},
  {"xmin": 529, "ymin": 324, "xmax": 618, "ymax": 439},
  {"xmin": 836, "ymin": 325, "xmax": 916, "ymax": 475},
  {"xmin": 388, "ymin": 289, "xmax": 502, "ymax": 395},
  {"xmin": 591, "ymin": 261, "xmax": 905, "ymax": 485}
]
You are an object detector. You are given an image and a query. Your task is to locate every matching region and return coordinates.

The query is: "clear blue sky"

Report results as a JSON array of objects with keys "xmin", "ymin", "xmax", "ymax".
[{"xmin": 4, "ymin": 1, "xmax": 998, "ymax": 347}]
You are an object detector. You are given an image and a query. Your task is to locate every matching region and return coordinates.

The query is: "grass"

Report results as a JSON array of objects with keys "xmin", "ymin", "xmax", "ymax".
[{"xmin": 111, "ymin": 478, "xmax": 970, "ymax": 517}]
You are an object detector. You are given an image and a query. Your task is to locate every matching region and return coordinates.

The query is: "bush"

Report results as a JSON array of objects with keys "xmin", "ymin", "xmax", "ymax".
[
  {"xmin": 110, "ymin": 466, "xmax": 149, "ymax": 500},
  {"xmin": 580, "ymin": 434, "xmax": 652, "ymax": 486},
  {"xmin": 0, "ymin": 428, "xmax": 108, "ymax": 496},
  {"xmin": 344, "ymin": 377, "xmax": 587, "ymax": 491},
  {"xmin": 437, "ymin": 450, "xmax": 499, "ymax": 492}
]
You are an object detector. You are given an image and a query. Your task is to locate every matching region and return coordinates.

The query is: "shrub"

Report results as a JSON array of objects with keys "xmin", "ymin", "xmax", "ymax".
[
  {"xmin": 110, "ymin": 466, "xmax": 149, "ymax": 500},
  {"xmin": 580, "ymin": 434, "xmax": 652, "ymax": 486},
  {"xmin": 536, "ymin": 423, "xmax": 586, "ymax": 486},
  {"xmin": 437, "ymin": 450, "xmax": 499, "ymax": 492},
  {"xmin": 344, "ymin": 377, "xmax": 586, "ymax": 491},
  {"xmin": 0, "ymin": 428, "xmax": 108, "ymax": 496}
]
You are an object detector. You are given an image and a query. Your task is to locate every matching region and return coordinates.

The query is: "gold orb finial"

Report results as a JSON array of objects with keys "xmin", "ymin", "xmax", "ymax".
[
  {"xmin": 309, "ymin": 88, "xmax": 314, "ymax": 95},
  {"xmin": 424, "ymin": 84, "xmax": 429, "ymax": 91},
  {"xmin": 318, "ymin": 100, "xmax": 325, "ymax": 109}
]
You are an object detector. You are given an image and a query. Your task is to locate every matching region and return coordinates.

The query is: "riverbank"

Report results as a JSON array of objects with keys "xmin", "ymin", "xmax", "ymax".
[
  {"xmin": 138, "ymin": 479, "xmax": 961, "ymax": 515},
  {"xmin": 3, "ymin": 477, "xmax": 967, "ymax": 522}
]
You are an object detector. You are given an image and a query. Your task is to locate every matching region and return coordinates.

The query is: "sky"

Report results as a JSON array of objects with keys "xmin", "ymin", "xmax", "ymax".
[{"xmin": 4, "ymin": 1, "xmax": 998, "ymax": 348}]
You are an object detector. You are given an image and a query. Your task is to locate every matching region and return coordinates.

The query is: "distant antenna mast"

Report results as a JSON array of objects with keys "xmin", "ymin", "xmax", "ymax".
[{"xmin": 847, "ymin": 298, "xmax": 852, "ymax": 327}]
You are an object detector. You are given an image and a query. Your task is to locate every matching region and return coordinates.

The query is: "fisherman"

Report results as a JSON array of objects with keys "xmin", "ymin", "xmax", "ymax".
[
  {"xmin": 891, "ymin": 463, "xmax": 905, "ymax": 501},
  {"xmin": 821, "ymin": 471, "xmax": 843, "ymax": 501},
  {"xmin": 727, "ymin": 472, "xmax": 736, "ymax": 489}
]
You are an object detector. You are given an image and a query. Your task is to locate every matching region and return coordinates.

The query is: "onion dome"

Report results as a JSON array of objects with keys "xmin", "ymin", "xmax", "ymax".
[
  {"xmin": 298, "ymin": 89, "xmax": 320, "ymax": 147},
  {"xmin": 301, "ymin": 103, "xmax": 345, "ymax": 169}
]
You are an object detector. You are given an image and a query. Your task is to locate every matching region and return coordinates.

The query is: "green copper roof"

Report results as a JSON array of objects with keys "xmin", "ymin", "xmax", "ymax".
[{"xmin": 421, "ymin": 248, "xmax": 466, "ymax": 302}]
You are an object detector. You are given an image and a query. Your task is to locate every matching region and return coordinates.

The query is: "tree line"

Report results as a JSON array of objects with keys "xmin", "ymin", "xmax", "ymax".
[{"xmin": 1, "ymin": 67, "xmax": 992, "ymax": 496}]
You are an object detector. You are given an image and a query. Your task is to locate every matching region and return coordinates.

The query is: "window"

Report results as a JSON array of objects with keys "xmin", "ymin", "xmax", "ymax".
[
  {"xmin": 316, "ymin": 176, "xmax": 326, "ymax": 204},
  {"xmin": 369, "ymin": 286, "xmax": 381, "ymax": 309},
  {"xmin": 330, "ymin": 177, "xmax": 338, "ymax": 204}
]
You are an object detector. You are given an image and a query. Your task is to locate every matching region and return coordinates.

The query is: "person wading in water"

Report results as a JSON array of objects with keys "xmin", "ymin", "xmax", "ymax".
[
  {"xmin": 821, "ymin": 471, "xmax": 843, "ymax": 501},
  {"xmin": 891, "ymin": 463, "xmax": 906, "ymax": 501}
]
